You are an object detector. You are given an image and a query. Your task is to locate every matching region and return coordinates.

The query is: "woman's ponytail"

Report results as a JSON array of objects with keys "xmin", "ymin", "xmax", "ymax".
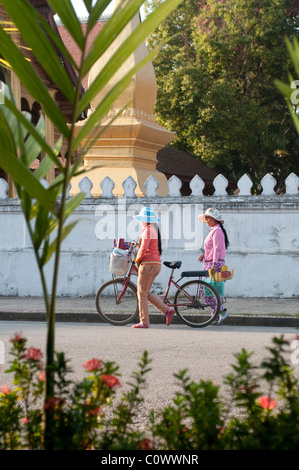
[
  {"xmin": 157, "ymin": 226, "xmax": 162, "ymax": 255},
  {"xmin": 218, "ymin": 222, "xmax": 229, "ymax": 249}
]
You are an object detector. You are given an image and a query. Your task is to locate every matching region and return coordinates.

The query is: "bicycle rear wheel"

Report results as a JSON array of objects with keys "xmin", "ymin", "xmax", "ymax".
[
  {"xmin": 174, "ymin": 279, "xmax": 220, "ymax": 328},
  {"xmin": 95, "ymin": 278, "xmax": 138, "ymax": 326}
]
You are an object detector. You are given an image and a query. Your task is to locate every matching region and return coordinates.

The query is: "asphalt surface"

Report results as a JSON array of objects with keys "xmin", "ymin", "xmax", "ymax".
[{"xmin": 0, "ymin": 296, "xmax": 298, "ymax": 327}]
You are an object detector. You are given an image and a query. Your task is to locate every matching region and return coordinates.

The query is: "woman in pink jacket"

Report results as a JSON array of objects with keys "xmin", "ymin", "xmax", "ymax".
[
  {"xmin": 131, "ymin": 207, "xmax": 174, "ymax": 329},
  {"xmin": 198, "ymin": 208, "xmax": 230, "ymax": 325}
]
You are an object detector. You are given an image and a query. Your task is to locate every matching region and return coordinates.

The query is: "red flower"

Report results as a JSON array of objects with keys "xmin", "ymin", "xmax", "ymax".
[
  {"xmin": 138, "ymin": 438, "xmax": 155, "ymax": 450},
  {"xmin": 88, "ymin": 406, "xmax": 102, "ymax": 416},
  {"xmin": 44, "ymin": 397, "xmax": 65, "ymax": 411},
  {"xmin": 83, "ymin": 358, "xmax": 103, "ymax": 371},
  {"xmin": 102, "ymin": 375, "xmax": 122, "ymax": 388},
  {"xmin": 26, "ymin": 347, "xmax": 43, "ymax": 362},
  {"xmin": 0, "ymin": 384, "xmax": 12, "ymax": 395},
  {"xmin": 258, "ymin": 396, "xmax": 277, "ymax": 410}
]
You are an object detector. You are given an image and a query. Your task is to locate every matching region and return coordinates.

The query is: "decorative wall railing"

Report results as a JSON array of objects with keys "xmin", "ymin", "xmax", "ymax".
[{"xmin": 0, "ymin": 172, "xmax": 298, "ymax": 200}]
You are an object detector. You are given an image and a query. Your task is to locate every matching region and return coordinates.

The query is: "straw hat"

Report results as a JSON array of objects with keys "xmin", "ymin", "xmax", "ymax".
[{"xmin": 198, "ymin": 207, "xmax": 224, "ymax": 223}]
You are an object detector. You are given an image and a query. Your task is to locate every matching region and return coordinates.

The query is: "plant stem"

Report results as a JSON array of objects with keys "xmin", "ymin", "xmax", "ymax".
[{"xmin": 43, "ymin": 22, "xmax": 88, "ymax": 449}]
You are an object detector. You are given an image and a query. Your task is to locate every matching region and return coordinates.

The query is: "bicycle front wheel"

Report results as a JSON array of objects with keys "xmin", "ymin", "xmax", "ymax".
[
  {"xmin": 95, "ymin": 278, "xmax": 139, "ymax": 326},
  {"xmin": 174, "ymin": 280, "xmax": 220, "ymax": 328}
]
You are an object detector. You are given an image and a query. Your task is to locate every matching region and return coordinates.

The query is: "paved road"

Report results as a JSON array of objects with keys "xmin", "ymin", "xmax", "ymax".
[
  {"xmin": 0, "ymin": 296, "xmax": 298, "ymax": 326},
  {"xmin": 1, "ymin": 320, "xmax": 298, "ymax": 429}
]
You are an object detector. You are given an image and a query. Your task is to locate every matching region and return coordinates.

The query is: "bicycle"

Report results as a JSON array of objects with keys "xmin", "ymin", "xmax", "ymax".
[{"xmin": 95, "ymin": 241, "xmax": 222, "ymax": 328}]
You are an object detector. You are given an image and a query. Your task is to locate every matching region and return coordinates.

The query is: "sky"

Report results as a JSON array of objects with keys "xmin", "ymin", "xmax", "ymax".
[
  {"xmin": 70, "ymin": 0, "xmax": 144, "ymax": 19},
  {"xmin": 71, "ymin": 0, "xmax": 115, "ymax": 18}
]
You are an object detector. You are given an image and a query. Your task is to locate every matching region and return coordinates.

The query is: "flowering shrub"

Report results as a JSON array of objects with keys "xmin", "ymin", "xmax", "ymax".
[
  {"xmin": 0, "ymin": 333, "xmax": 148, "ymax": 450},
  {"xmin": 149, "ymin": 336, "xmax": 299, "ymax": 450},
  {"xmin": 0, "ymin": 334, "xmax": 299, "ymax": 450}
]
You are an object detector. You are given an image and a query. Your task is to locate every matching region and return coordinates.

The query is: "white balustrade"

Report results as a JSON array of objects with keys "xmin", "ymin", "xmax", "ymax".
[{"xmin": 0, "ymin": 172, "xmax": 298, "ymax": 200}]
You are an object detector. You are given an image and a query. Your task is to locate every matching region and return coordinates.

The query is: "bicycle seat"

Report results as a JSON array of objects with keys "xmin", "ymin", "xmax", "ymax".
[
  {"xmin": 163, "ymin": 261, "xmax": 182, "ymax": 269},
  {"xmin": 181, "ymin": 270, "xmax": 209, "ymax": 278}
]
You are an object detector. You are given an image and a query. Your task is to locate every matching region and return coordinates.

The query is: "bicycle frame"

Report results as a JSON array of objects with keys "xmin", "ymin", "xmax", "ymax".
[
  {"xmin": 160, "ymin": 268, "xmax": 199, "ymax": 308},
  {"xmin": 119, "ymin": 261, "xmax": 200, "ymax": 309}
]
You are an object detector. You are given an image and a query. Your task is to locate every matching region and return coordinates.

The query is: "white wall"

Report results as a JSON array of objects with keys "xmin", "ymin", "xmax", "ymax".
[{"xmin": 0, "ymin": 172, "xmax": 298, "ymax": 298}]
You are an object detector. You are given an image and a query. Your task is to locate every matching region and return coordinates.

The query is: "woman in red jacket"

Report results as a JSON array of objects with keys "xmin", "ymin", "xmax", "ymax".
[{"xmin": 132, "ymin": 207, "xmax": 174, "ymax": 329}]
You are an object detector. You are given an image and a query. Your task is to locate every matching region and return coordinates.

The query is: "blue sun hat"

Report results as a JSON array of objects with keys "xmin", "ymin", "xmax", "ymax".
[{"xmin": 134, "ymin": 207, "xmax": 160, "ymax": 223}]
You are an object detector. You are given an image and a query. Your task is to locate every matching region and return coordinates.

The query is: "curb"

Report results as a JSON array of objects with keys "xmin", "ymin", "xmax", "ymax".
[{"xmin": 0, "ymin": 311, "xmax": 298, "ymax": 327}]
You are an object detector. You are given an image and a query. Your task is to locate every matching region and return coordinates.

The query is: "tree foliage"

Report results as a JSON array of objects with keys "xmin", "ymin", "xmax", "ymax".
[{"xmin": 145, "ymin": 0, "xmax": 299, "ymax": 187}]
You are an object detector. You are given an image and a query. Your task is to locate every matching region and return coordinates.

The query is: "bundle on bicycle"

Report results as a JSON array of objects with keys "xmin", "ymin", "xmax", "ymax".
[{"xmin": 95, "ymin": 238, "xmax": 232, "ymax": 328}]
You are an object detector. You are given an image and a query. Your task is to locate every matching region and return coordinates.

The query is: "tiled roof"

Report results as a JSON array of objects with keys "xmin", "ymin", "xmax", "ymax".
[
  {"xmin": 57, "ymin": 20, "xmax": 106, "ymax": 90},
  {"xmin": 157, "ymin": 146, "xmax": 219, "ymax": 183}
]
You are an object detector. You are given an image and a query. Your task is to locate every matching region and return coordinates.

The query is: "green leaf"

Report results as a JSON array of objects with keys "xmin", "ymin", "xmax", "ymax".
[
  {"xmin": 81, "ymin": 0, "xmax": 146, "ymax": 77},
  {"xmin": 63, "ymin": 192, "xmax": 87, "ymax": 221},
  {"xmin": 74, "ymin": 45, "xmax": 161, "ymax": 149},
  {"xmin": 1, "ymin": 0, "xmax": 76, "ymax": 103},
  {"xmin": 34, "ymin": 136, "xmax": 63, "ymax": 180},
  {"xmin": 3, "ymin": 98, "xmax": 64, "ymax": 171},
  {"xmin": 0, "ymin": 142, "xmax": 55, "ymax": 211},
  {"xmin": 34, "ymin": 13, "xmax": 79, "ymax": 72},
  {"xmin": 285, "ymin": 37, "xmax": 299, "ymax": 78},
  {"xmin": 274, "ymin": 79, "xmax": 293, "ymax": 100},
  {"xmin": 43, "ymin": 221, "xmax": 79, "ymax": 265},
  {"xmin": 287, "ymin": 101, "xmax": 299, "ymax": 136},
  {"xmin": 77, "ymin": 0, "xmax": 182, "ymax": 115},
  {"xmin": 86, "ymin": 0, "xmax": 112, "ymax": 31},
  {"xmin": 47, "ymin": 0, "xmax": 85, "ymax": 49},
  {"xmin": 33, "ymin": 206, "xmax": 51, "ymax": 251},
  {"xmin": 0, "ymin": 82, "xmax": 31, "ymax": 147},
  {"xmin": 0, "ymin": 21, "xmax": 69, "ymax": 136},
  {"xmin": 24, "ymin": 115, "xmax": 46, "ymax": 166},
  {"xmin": 20, "ymin": 191, "xmax": 33, "ymax": 221},
  {"xmin": 0, "ymin": 108, "xmax": 17, "ymax": 155}
]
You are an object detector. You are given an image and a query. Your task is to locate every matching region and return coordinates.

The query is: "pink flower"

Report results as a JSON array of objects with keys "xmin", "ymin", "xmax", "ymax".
[
  {"xmin": 258, "ymin": 396, "xmax": 277, "ymax": 410},
  {"xmin": 0, "ymin": 384, "xmax": 12, "ymax": 395},
  {"xmin": 10, "ymin": 332, "xmax": 26, "ymax": 343},
  {"xmin": 83, "ymin": 358, "xmax": 103, "ymax": 371},
  {"xmin": 26, "ymin": 347, "xmax": 43, "ymax": 362},
  {"xmin": 37, "ymin": 371, "xmax": 46, "ymax": 382},
  {"xmin": 102, "ymin": 374, "xmax": 122, "ymax": 388}
]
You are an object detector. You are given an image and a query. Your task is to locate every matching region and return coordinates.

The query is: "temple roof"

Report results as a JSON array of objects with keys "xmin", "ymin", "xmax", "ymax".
[
  {"xmin": 57, "ymin": 19, "xmax": 106, "ymax": 91},
  {"xmin": 0, "ymin": 0, "xmax": 86, "ymax": 121},
  {"xmin": 157, "ymin": 146, "xmax": 219, "ymax": 183}
]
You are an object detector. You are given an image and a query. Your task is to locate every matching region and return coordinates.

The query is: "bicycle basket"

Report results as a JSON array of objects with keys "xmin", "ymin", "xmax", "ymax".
[{"xmin": 109, "ymin": 250, "xmax": 130, "ymax": 276}]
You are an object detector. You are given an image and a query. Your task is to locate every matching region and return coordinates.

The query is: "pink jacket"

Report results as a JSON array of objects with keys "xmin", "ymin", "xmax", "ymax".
[
  {"xmin": 136, "ymin": 224, "xmax": 161, "ymax": 264},
  {"xmin": 204, "ymin": 225, "xmax": 226, "ymax": 264}
]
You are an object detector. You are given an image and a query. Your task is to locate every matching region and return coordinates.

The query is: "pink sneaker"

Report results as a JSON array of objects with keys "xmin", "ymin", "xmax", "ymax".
[
  {"xmin": 165, "ymin": 308, "xmax": 174, "ymax": 326},
  {"xmin": 131, "ymin": 323, "xmax": 149, "ymax": 328}
]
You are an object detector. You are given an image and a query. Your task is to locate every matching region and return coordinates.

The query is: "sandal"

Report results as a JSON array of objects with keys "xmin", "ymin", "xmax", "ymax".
[
  {"xmin": 165, "ymin": 308, "xmax": 174, "ymax": 326},
  {"xmin": 131, "ymin": 322, "xmax": 149, "ymax": 328}
]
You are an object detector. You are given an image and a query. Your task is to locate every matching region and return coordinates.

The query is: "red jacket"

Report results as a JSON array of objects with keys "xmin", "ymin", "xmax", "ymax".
[{"xmin": 135, "ymin": 224, "xmax": 161, "ymax": 264}]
